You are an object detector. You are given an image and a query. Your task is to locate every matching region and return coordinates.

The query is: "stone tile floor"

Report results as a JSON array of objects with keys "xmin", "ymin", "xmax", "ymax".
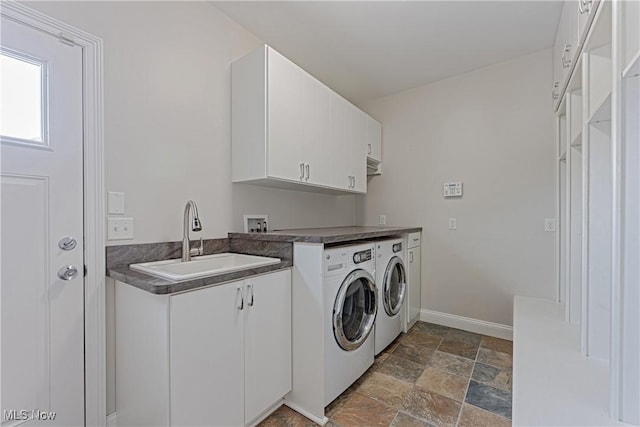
[{"xmin": 260, "ymin": 322, "xmax": 513, "ymax": 427}]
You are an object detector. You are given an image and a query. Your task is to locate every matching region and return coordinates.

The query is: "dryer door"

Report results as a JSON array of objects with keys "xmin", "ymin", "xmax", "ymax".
[
  {"xmin": 383, "ymin": 256, "xmax": 407, "ymax": 316},
  {"xmin": 333, "ymin": 269, "xmax": 377, "ymax": 351}
]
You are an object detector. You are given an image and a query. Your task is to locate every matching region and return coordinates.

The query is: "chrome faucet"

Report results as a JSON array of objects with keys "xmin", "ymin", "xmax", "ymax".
[{"xmin": 182, "ymin": 200, "xmax": 203, "ymax": 262}]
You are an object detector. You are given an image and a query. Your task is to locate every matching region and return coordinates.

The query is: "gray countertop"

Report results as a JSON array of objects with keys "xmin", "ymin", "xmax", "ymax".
[
  {"xmin": 108, "ymin": 262, "xmax": 292, "ymax": 295},
  {"xmin": 107, "ymin": 226, "xmax": 420, "ymax": 295},
  {"xmin": 228, "ymin": 226, "xmax": 421, "ymax": 244}
]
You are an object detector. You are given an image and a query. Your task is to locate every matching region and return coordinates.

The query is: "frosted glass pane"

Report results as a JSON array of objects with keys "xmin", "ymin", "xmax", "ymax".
[{"xmin": 0, "ymin": 52, "xmax": 44, "ymax": 143}]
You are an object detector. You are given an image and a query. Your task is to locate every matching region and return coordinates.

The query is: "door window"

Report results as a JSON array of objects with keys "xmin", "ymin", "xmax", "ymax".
[
  {"xmin": 384, "ymin": 258, "xmax": 406, "ymax": 316},
  {"xmin": 0, "ymin": 49, "xmax": 48, "ymax": 146},
  {"xmin": 334, "ymin": 270, "xmax": 376, "ymax": 351}
]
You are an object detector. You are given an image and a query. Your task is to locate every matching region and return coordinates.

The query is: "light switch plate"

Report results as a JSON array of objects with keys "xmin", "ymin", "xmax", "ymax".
[
  {"xmin": 108, "ymin": 217, "xmax": 134, "ymax": 240},
  {"xmin": 108, "ymin": 192, "xmax": 125, "ymax": 214}
]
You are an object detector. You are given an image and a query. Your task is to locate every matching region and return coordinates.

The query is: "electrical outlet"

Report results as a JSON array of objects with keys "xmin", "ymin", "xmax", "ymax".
[
  {"xmin": 448, "ymin": 218, "xmax": 457, "ymax": 230},
  {"xmin": 108, "ymin": 217, "xmax": 134, "ymax": 240},
  {"xmin": 379, "ymin": 215, "xmax": 386, "ymax": 226},
  {"xmin": 544, "ymin": 218, "xmax": 556, "ymax": 232}
]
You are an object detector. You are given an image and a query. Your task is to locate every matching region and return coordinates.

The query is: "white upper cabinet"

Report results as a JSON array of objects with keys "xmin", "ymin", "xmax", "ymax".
[
  {"xmin": 552, "ymin": 0, "xmax": 601, "ymax": 110},
  {"xmin": 232, "ymin": 45, "xmax": 380, "ymax": 194},
  {"xmin": 366, "ymin": 117, "xmax": 382, "ymax": 164}
]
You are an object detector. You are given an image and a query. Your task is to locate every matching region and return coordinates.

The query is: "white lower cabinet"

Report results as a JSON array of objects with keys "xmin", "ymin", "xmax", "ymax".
[
  {"xmin": 115, "ymin": 269, "xmax": 292, "ymax": 427},
  {"xmin": 406, "ymin": 234, "xmax": 422, "ymax": 329}
]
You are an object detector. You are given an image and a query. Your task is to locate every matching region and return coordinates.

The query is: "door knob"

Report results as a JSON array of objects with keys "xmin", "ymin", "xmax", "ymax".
[
  {"xmin": 58, "ymin": 237, "xmax": 77, "ymax": 251},
  {"xmin": 58, "ymin": 265, "xmax": 79, "ymax": 281}
]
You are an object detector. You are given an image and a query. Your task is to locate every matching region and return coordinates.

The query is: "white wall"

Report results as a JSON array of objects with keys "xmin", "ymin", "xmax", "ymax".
[
  {"xmin": 23, "ymin": 1, "xmax": 357, "ymax": 417},
  {"xmin": 26, "ymin": 1, "xmax": 357, "ymax": 247},
  {"xmin": 357, "ymin": 49, "xmax": 556, "ymax": 327}
]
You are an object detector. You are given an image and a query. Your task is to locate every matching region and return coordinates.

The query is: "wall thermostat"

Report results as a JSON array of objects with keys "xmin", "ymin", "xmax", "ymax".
[{"xmin": 443, "ymin": 182, "xmax": 463, "ymax": 198}]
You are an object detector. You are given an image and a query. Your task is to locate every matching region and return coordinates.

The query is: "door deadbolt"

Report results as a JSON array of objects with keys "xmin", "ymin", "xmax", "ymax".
[
  {"xmin": 58, "ymin": 265, "xmax": 79, "ymax": 281},
  {"xmin": 58, "ymin": 237, "xmax": 77, "ymax": 251}
]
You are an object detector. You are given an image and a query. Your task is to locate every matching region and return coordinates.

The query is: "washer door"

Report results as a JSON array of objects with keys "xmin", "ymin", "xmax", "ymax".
[
  {"xmin": 333, "ymin": 269, "xmax": 377, "ymax": 351},
  {"xmin": 383, "ymin": 256, "xmax": 407, "ymax": 316}
]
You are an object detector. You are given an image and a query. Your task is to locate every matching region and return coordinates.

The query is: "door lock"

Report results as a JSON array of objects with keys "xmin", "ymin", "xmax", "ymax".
[
  {"xmin": 58, "ymin": 237, "xmax": 77, "ymax": 251},
  {"xmin": 58, "ymin": 265, "xmax": 79, "ymax": 281}
]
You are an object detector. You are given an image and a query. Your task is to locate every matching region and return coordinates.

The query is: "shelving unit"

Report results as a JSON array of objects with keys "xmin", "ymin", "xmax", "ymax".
[
  {"xmin": 611, "ymin": 0, "xmax": 640, "ymax": 421},
  {"xmin": 516, "ymin": 1, "xmax": 640, "ymax": 424}
]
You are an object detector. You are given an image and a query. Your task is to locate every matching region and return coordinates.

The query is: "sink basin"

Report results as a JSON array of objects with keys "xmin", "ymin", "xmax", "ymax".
[{"xmin": 130, "ymin": 253, "xmax": 281, "ymax": 281}]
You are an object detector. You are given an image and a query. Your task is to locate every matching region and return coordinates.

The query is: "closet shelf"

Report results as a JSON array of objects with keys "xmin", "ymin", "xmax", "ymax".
[
  {"xmin": 570, "ymin": 130, "xmax": 583, "ymax": 148},
  {"xmin": 588, "ymin": 92, "xmax": 612, "ymax": 124},
  {"xmin": 623, "ymin": 50, "xmax": 640, "ymax": 79},
  {"xmin": 512, "ymin": 297, "xmax": 622, "ymax": 427}
]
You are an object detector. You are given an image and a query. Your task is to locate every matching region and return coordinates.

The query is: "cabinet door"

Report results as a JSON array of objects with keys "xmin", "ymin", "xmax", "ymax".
[
  {"xmin": 170, "ymin": 282, "xmax": 245, "ymax": 427},
  {"xmin": 350, "ymin": 108, "xmax": 368, "ymax": 193},
  {"xmin": 304, "ymin": 75, "xmax": 332, "ymax": 188},
  {"xmin": 244, "ymin": 270, "xmax": 292, "ymax": 424},
  {"xmin": 407, "ymin": 247, "xmax": 421, "ymax": 326},
  {"xmin": 366, "ymin": 116, "xmax": 382, "ymax": 164},
  {"xmin": 267, "ymin": 48, "xmax": 308, "ymax": 183},
  {"xmin": 330, "ymin": 93, "xmax": 354, "ymax": 190}
]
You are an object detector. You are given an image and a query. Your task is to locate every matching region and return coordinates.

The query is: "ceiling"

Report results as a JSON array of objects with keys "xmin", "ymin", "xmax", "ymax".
[{"xmin": 213, "ymin": 1, "xmax": 562, "ymax": 105}]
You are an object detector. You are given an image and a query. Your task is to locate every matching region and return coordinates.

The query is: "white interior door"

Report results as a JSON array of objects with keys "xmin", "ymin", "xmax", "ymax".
[{"xmin": 1, "ymin": 17, "xmax": 84, "ymax": 427}]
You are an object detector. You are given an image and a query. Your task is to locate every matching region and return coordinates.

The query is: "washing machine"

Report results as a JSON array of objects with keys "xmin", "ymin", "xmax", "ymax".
[
  {"xmin": 374, "ymin": 238, "xmax": 407, "ymax": 355},
  {"xmin": 323, "ymin": 242, "xmax": 377, "ymax": 405}
]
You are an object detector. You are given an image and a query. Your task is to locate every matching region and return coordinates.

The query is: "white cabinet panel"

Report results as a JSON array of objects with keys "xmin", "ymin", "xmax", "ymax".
[
  {"xmin": 407, "ymin": 246, "xmax": 421, "ymax": 328},
  {"xmin": 350, "ymin": 108, "xmax": 368, "ymax": 193},
  {"xmin": 116, "ymin": 269, "xmax": 292, "ymax": 427},
  {"xmin": 366, "ymin": 117, "xmax": 382, "ymax": 164},
  {"xmin": 268, "ymin": 49, "xmax": 307, "ymax": 183},
  {"xmin": 171, "ymin": 282, "xmax": 245, "ymax": 427},
  {"xmin": 244, "ymin": 270, "xmax": 292, "ymax": 424},
  {"xmin": 304, "ymin": 75, "xmax": 332, "ymax": 188},
  {"xmin": 232, "ymin": 45, "xmax": 373, "ymax": 194}
]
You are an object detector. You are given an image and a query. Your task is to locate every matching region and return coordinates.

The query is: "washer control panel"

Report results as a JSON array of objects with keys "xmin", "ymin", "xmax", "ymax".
[
  {"xmin": 392, "ymin": 243, "xmax": 403, "ymax": 253},
  {"xmin": 353, "ymin": 249, "xmax": 373, "ymax": 264}
]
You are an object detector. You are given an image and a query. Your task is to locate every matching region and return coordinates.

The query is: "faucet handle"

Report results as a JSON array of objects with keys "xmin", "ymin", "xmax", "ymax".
[{"xmin": 189, "ymin": 237, "xmax": 204, "ymax": 257}]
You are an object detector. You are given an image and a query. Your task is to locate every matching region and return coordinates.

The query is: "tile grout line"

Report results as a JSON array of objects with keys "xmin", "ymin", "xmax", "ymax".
[{"xmin": 455, "ymin": 337, "xmax": 482, "ymax": 427}]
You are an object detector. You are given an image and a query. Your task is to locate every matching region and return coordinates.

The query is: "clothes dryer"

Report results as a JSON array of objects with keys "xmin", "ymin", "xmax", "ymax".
[{"xmin": 374, "ymin": 238, "xmax": 407, "ymax": 355}]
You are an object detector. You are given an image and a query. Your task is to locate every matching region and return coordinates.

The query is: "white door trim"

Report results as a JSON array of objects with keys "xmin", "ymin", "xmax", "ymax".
[{"xmin": 1, "ymin": 2, "xmax": 106, "ymax": 425}]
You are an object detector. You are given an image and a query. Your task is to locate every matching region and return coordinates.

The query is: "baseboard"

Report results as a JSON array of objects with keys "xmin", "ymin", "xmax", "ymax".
[
  {"xmin": 419, "ymin": 309, "xmax": 513, "ymax": 341},
  {"xmin": 283, "ymin": 401, "xmax": 329, "ymax": 426},
  {"xmin": 106, "ymin": 412, "xmax": 117, "ymax": 427}
]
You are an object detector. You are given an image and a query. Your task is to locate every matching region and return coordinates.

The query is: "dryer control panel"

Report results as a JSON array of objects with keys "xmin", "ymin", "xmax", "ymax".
[{"xmin": 353, "ymin": 249, "xmax": 373, "ymax": 264}]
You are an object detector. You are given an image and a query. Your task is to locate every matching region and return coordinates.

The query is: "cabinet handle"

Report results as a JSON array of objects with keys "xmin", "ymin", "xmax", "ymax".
[
  {"xmin": 300, "ymin": 163, "xmax": 305, "ymax": 180},
  {"xmin": 237, "ymin": 286, "xmax": 244, "ymax": 310},
  {"xmin": 246, "ymin": 283, "xmax": 254, "ymax": 307},
  {"xmin": 368, "ymin": 144, "xmax": 372, "ymax": 154},
  {"xmin": 561, "ymin": 44, "xmax": 572, "ymax": 69},
  {"xmin": 305, "ymin": 164, "xmax": 310, "ymax": 181},
  {"xmin": 410, "ymin": 252, "xmax": 414, "ymax": 263},
  {"xmin": 352, "ymin": 176, "xmax": 356, "ymax": 189}
]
